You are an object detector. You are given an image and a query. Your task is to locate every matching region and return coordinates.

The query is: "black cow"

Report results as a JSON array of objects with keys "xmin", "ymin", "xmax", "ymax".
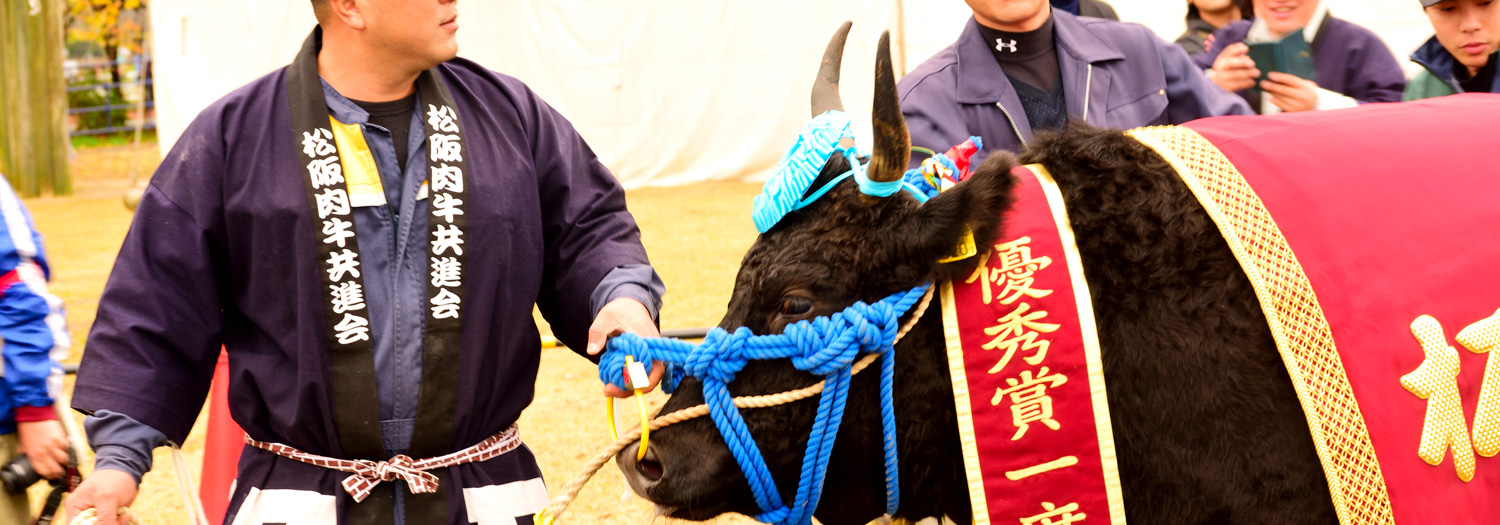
[{"xmin": 615, "ymin": 26, "xmax": 1335, "ymax": 525}]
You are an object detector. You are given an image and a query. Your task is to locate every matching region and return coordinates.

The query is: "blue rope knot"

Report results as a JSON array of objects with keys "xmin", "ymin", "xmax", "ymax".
[{"xmin": 600, "ymin": 283, "xmax": 930, "ymax": 524}]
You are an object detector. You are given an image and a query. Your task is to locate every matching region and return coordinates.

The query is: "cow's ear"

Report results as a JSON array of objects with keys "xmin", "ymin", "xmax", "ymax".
[{"xmin": 901, "ymin": 152, "xmax": 1019, "ymax": 283}]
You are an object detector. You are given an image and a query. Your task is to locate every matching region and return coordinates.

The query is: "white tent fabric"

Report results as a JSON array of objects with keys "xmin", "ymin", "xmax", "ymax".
[{"xmin": 149, "ymin": 0, "xmax": 1432, "ymax": 188}]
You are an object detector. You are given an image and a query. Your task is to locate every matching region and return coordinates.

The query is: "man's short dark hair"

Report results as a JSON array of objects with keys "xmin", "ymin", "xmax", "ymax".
[{"xmin": 311, "ymin": 0, "xmax": 330, "ymax": 21}]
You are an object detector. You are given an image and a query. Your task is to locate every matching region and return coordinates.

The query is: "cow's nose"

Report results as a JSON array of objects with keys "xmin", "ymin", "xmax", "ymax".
[
  {"xmin": 634, "ymin": 444, "xmax": 665, "ymax": 482},
  {"xmin": 617, "ymin": 441, "xmax": 666, "ymax": 498}
]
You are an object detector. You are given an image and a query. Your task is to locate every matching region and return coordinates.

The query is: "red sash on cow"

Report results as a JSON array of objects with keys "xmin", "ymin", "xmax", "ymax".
[
  {"xmin": 1129, "ymin": 94, "xmax": 1500, "ymax": 525},
  {"xmin": 942, "ymin": 164, "xmax": 1125, "ymax": 525}
]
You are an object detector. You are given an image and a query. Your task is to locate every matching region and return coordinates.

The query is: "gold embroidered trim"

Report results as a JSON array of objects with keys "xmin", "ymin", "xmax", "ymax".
[
  {"xmin": 942, "ymin": 281, "xmax": 994, "ymax": 525},
  {"xmin": 1125, "ymin": 126, "xmax": 1394, "ymax": 525},
  {"xmin": 1025, "ymin": 164, "xmax": 1126, "ymax": 525}
]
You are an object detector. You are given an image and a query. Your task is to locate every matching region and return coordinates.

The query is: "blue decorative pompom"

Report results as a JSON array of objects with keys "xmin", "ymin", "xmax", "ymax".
[{"xmin": 751, "ymin": 111, "xmax": 856, "ymax": 233}]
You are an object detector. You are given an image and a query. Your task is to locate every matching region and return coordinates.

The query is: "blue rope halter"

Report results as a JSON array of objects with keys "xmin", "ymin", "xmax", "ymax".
[{"xmin": 601, "ymin": 283, "xmax": 930, "ymax": 524}]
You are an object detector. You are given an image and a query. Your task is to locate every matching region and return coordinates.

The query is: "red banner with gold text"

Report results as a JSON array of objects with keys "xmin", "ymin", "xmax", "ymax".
[{"xmin": 942, "ymin": 164, "xmax": 1124, "ymax": 525}]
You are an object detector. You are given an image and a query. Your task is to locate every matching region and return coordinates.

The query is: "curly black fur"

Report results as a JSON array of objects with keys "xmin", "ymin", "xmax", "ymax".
[
  {"xmin": 622, "ymin": 125, "xmax": 1337, "ymax": 524},
  {"xmin": 1022, "ymin": 125, "xmax": 1335, "ymax": 524}
]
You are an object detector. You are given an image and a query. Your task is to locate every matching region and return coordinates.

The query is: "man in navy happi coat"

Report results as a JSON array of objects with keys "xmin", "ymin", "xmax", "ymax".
[
  {"xmin": 67, "ymin": 1, "xmax": 665, "ymax": 524},
  {"xmin": 899, "ymin": 0, "xmax": 1251, "ymax": 165}
]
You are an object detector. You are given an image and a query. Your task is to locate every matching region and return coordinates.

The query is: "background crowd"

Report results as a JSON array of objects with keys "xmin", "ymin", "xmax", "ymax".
[
  {"xmin": 897, "ymin": 0, "xmax": 1495, "ymax": 166},
  {"xmin": 894, "ymin": 0, "xmax": 1494, "ymax": 159}
]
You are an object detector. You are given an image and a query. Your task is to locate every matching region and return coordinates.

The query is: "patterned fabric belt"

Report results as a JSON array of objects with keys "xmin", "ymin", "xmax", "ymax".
[{"xmin": 245, "ymin": 423, "xmax": 521, "ymax": 502}]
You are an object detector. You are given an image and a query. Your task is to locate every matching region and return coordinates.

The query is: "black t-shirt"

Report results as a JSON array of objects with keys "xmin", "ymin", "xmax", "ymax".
[
  {"xmin": 1010, "ymin": 75, "xmax": 1067, "ymax": 132},
  {"xmin": 976, "ymin": 15, "xmax": 1061, "ymax": 93},
  {"xmin": 1459, "ymin": 54, "xmax": 1496, "ymax": 94},
  {"xmin": 350, "ymin": 92, "xmax": 418, "ymax": 170}
]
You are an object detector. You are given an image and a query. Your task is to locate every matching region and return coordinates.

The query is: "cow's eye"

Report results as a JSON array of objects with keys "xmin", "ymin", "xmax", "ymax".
[{"xmin": 779, "ymin": 296, "xmax": 814, "ymax": 316}]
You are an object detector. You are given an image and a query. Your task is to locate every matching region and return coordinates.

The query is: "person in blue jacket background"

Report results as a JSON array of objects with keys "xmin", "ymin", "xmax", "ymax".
[
  {"xmin": 1406, "ymin": 0, "xmax": 1500, "ymax": 100},
  {"xmin": 899, "ymin": 0, "xmax": 1252, "ymax": 166},
  {"xmin": 0, "ymin": 173, "xmax": 72, "ymax": 524}
]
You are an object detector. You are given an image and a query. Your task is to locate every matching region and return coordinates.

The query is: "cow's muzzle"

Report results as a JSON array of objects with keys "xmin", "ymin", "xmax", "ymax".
[{"xmin": 617, "ymin": 441, "xmax": 664, "ymax": 496}]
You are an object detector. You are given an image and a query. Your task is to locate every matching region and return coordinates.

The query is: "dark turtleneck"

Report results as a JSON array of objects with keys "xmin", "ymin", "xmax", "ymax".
[
  {"xmin": 976, "ymin": 15, "xmax": 1066, "ymax": 132},
  {"xmin": 1459, "ymin": 53, "xmax": 1496, "ymax": 95},
  {"xmin": 977, "ymin": 15, "xmax": 1060, "ymax": 93}
]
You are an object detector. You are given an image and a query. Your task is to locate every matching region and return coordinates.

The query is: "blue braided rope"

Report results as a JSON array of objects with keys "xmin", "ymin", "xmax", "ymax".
[
  {"xmin": 880, "ymin": 349, "xmax": 900, "ymax": 514},
  {"xmin": 601, "ymin": 283, "xmax": 930, "ymax": 524}
]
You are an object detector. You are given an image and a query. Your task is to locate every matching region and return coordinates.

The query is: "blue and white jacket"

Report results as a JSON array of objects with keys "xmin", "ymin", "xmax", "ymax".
[{"xmin": 0, "ymin": 177, "xmax": 69, "ymax": 434}]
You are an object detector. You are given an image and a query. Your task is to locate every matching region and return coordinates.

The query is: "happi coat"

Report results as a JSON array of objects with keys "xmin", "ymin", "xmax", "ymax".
[{"xmin": 71, "ymin": 31, "xmax": 651, "ymax": 524}]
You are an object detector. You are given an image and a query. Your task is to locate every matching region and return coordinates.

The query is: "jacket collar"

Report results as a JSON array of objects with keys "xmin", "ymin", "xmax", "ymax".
[
  {"xmin": 1412, "ymin": 36, "xmax": 1460, "ymax": 83},
  {"xmin": 1411, "ymin": 35, "xmax": 1500, "ymax": 92},
  {"xmin": 955, "ymin": 9, "xmax": 1124, "ymax": 104},
  {"xmin": 1184, "ymin": 16, "xmax": 1217, "ymax": 38}
]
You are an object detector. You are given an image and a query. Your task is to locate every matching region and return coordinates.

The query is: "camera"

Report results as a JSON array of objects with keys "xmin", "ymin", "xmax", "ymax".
[{"xmin": 0, "ymin": 455, "xmax": 42, "ymax": 494}]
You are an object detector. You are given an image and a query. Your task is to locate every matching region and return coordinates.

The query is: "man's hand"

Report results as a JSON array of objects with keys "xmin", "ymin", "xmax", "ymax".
[
  {"xmin": 17, "ymin": 419, "xmax": 69, "ymax": 479},
  {"xmin": 65, "ymin": 469, "xmax": 138, "ymax": 525},
  {"xmin": 1261, "ymin": 72, "xmax": 1319, "ymax": 113},
  {"xmin": 1210, "ymin": 43, "xmax": 1260, "ymax": 93},
  {"xmin": 585, "ymin": 298, "xmax": 666, "ymax": 398}
]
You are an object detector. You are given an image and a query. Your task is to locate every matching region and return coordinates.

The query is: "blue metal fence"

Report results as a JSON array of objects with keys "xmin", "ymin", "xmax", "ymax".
[{"xmin": 66, "ymin": 56, "xmax": 155, "ymax": 137}]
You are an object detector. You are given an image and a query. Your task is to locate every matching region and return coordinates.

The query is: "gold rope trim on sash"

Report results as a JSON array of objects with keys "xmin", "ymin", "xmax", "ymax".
[
  {"xmin": 1027, "ymin": 165, "xmax": 1126, "ymax": 525},
  {"xmin": 942, "ymin": 281, "xmax": 993, "ymax": 525},
  {"xmin": 1125, "ymin": 126, "xmax": 1394, "ymax": 525}
]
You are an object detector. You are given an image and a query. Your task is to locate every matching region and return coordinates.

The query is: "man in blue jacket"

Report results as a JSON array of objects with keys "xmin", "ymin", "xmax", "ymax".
[
  {"xmin": 900, "ymin": 0, "xmax": 1252, "ymax": 164},
  {"xmin": 1406, "ymin": 0, "xmax": 1500, "ymax": 100},
  {"xmin": 1196, "ymin": 0, "xmax": 1407, "ymax": 113},
  {"xmin": 0, "ymin": 175, "xmax": 72, "ymax": 523}
]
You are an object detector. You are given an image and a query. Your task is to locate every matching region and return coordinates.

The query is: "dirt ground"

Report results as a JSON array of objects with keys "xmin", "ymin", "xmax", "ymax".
[{"xmin": 29, "ymin": 141, "xmax": 768, "ymax": 524}]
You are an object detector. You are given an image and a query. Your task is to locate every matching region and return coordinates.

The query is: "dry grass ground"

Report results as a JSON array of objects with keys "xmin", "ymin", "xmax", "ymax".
[{"xmin": 29, "ymin": 141, "xmax": 772, "ymax": 524}]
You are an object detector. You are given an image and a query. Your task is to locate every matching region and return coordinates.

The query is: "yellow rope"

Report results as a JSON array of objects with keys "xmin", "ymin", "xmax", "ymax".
[{"xmin": 537, "ymin": 285, "xmax": 936, "ymax": 524}]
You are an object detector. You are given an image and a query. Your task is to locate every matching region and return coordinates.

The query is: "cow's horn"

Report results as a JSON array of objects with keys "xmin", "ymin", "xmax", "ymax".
[
  {"xmin": 867, "ymin": 30, "xmax": 910, "ymax": 191},
  {"xmin": 811, "ymin": 21, "xmax": 852, "ymax": 116}
]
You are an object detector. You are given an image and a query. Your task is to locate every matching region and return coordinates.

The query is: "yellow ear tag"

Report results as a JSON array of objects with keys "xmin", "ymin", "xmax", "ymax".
[
  {"xmin": 938, "ymin": 226, "xmax": 978, "ymax": 263},
  {"xmin": 933, "ymin": 175, "xmax": 978, "ymax": 263}
]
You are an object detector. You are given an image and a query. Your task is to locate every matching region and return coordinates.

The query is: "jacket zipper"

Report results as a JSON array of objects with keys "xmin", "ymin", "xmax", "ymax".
[
  {"xmin": 995, "ymin": 102, "xmax": 1028, "ymax": 147},
  {"xmin": 996, "ymin": 63, "xmax": 1095, "ymax": 147},
  {"xmin": 1083, "ymin": 64, "xmax": 1093, "ymax": 123}
]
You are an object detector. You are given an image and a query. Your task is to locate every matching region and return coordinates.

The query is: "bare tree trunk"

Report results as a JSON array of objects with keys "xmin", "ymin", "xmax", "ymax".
[
  {"xmin": 0, "ymin": 0, "xmax": 72, "ymax": 196},
  {"xmin": 46, "ymin": 0, "xmax": 71, "ymax": 195}
]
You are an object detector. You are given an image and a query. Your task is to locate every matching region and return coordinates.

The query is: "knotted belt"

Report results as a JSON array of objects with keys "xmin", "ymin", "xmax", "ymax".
[{"xmin": 245, "ymin": 423, "xmax": 521, "ymax": 502}]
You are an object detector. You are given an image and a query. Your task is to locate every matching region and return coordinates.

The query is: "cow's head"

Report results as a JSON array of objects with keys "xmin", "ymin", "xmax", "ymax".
[{"xmin": 617, "ymin": 23, "xmax": 1017, "ymax": 523}]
